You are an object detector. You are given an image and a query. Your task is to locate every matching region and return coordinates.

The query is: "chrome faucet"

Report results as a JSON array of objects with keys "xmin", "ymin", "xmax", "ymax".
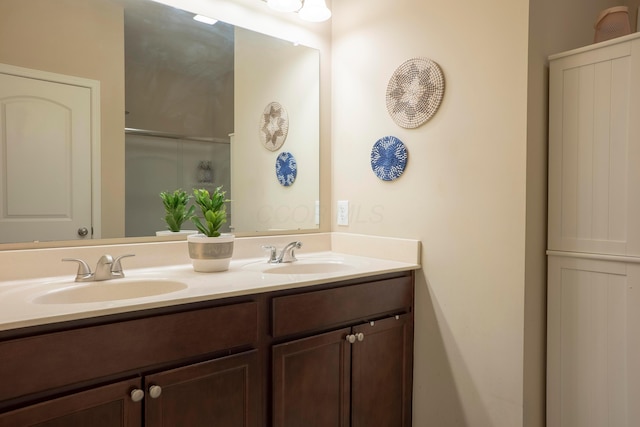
[
  {"xmin": 263, "ymin": 241, "xmax": 302, "ymax": 264},
  {"xmin": 63, "ymin": 254, "xmax": 135, "ymax": 282}
]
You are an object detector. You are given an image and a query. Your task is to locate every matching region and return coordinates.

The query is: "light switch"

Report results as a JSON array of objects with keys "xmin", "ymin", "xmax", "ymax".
[{"xmin": 337, "ymin": 200, "xmax": 349, "ymax": 226}]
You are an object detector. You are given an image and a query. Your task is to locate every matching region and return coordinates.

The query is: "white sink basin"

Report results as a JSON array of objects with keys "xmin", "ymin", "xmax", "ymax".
[{"xmin": 32, "ymin": 279, "xmax": 188, "ymax": 304}]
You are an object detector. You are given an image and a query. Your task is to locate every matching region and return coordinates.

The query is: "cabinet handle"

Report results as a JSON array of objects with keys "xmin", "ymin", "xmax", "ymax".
[
  {"xmin": 130, "ymin": 388, "xmax": 145, "ymax": 402},
  {"xmin": 148, "ymin": 385, "xmax": 162, "ymax": 399},
  {"xmin": 356, "ymin": 332, "xmax": 364, "ymax": 342},
  {"xmin": 346, "ymin": 334, "xmax": 356, "ymax": 344}
]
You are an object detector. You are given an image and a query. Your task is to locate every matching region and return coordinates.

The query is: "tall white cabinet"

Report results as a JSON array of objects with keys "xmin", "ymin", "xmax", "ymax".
[{"xmin": 547, "ymin": 33, "xmax": 640, "ymax": 427}]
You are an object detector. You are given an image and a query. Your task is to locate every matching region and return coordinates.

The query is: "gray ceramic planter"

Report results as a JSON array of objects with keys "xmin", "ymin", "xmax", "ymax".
[{"xmin": 187, "ymin": 233, "xmax": 235, "ymax": 272}]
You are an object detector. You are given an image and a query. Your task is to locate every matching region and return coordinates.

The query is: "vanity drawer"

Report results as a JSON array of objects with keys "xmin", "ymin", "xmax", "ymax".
[
  {"xmin": 0, "ymin": 301, "xmax": 258, "ymax": 403},
  {"xmin": 271, "ymin": 275, "xmax": 413, "ymax": 338}
]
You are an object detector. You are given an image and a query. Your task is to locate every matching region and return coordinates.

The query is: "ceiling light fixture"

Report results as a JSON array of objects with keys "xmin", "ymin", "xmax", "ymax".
[
  {"xmin": 266, "ymin": 0, "xmax": 331, "ymax": 22},
  {"xmin": 193, "ymin": 14, "xmax": 218, "ymax": 25}
]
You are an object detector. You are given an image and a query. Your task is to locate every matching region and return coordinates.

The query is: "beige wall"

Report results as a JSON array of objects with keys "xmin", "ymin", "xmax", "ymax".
[
  {"xmin": 0, "ymin": 0, "xmax": 125, "ymax": 238},
  {"xmin": 332, "ymin": 0, "xmax": 529, "ymax": 424}
]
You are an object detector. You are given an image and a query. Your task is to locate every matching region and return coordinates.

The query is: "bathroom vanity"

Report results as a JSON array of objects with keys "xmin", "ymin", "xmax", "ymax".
[{"xmin": 0, "ymin": 234, "xmax": 419, "ymax": 427}]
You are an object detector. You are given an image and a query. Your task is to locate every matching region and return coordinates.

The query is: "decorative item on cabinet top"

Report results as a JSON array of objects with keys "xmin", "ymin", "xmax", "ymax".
[
  {"xmin": 386, "ymin": 57, "xmax": 445, "ymax": 129},
  {"xmin": 259, "ymin": 101, "xmax": 289, "ymax": 151},
  {"xmin": 593, "ymin": 6, "xmax": 631, "ymax": 43},
  {"xmin": 276, "ymin": 152, "xmax": 298, "ymax": 186},
  {"xmin": 370, "ymin": 136, "xmax": 408, "ymax": 181}
]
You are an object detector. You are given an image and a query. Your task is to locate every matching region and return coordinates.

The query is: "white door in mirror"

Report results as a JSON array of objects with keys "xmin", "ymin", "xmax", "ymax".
[{"xmin": 0, "ymin": 67, "xmax": 93, "ymax": 243}]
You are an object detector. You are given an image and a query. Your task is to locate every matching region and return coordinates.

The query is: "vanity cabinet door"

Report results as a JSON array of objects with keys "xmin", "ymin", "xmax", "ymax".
[
  {"xmin": 351, "ymin": 314, "xmax": 413, "ymax": 427},
  {"xmin": 0, "ymin": 378, "xmax": 142, "ymax": 427},
  {"xmin": 272, "ymin": 315, "xmax": 413, "ymax": 427},
  {"xmin": 272, "ymin": 327, "xmax": 352, "ymax": 427},
  {"xmin": 145, "ymin": 350, "xmax": 260, "ymax": 427}
]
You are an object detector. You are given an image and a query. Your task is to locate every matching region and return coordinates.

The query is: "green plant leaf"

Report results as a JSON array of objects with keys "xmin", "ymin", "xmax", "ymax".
[
  {"xmin": 191, "ymin": 186, "xmax": 228, "ymax": 237},
  {"xmin": 160, "ymin": 189, "xmax": 195, "ymax": 231}
]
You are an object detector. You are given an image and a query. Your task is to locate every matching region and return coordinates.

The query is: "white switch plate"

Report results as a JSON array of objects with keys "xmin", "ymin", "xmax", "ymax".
[{"xmin": 337, "ymin": 200, "xmax": 349, "ymax": 226}]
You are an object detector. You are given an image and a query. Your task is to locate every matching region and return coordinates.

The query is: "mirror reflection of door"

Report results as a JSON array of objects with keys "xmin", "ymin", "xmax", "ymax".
[{"xmin": 0, "ymin": 67, "xmax": 95, "ymax": 243}]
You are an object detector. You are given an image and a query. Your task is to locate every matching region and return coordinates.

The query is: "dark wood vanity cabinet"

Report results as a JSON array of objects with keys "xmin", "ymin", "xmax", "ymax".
[
  {"xmin": 0, "ymin": 301, "xmax": 260, "ymax": 427},
  {"xmin": 271, "ymin": 275, "xmax": 414, "ymax": 427},
  {"xmin": 0, "ymin": 272, "xmax": 414, "ymax": 427}
]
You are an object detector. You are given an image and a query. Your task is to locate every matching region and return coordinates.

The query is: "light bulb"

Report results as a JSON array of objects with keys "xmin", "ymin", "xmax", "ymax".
[
  {"xmin": 298, "ymin": 0, "xmax": 331, "ymax": 22},
  {"xmin": 193, "ymin": 14, "xmax": 218, "ymax": 25}
]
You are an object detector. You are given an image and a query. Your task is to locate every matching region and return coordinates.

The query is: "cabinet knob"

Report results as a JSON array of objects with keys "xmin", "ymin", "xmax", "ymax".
[
  {"xmin": 346, "ymin": 334, "xmax": 356, "ymax": 344},
  {"xmin": 130, "ymin": 389, "xmax": 145, "ymax": 402},
  {"xmin": 149, "ymin": 385, "xmax": 162, "ymax": 399},
  {"xmin": 356, "ymin": 332, "xmax": 364, "ymax": 342}
]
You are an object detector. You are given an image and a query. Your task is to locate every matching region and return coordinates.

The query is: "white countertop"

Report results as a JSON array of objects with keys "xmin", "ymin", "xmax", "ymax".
[{"xmin": 0, "ymin": 233, "xmax": 421, "ymax": 332}]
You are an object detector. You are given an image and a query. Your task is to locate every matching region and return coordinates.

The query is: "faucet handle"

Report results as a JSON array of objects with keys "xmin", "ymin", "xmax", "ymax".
[
  {"xmin": 262, "ymin": 245, "xmax": 277, "ymax": 263},
  {"xmin": 62, "ymin": 258, "xmax": 93, "ymax": 281},
  {"xmin": 112, "ymin": 254, "xmax": 135, "ymax": 276}
]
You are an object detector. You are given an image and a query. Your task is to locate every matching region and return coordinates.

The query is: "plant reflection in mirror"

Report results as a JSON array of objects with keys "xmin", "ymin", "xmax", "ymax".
[{"xmin": 160, "ymin": 189, "xmax": 196, "ymax": 232}]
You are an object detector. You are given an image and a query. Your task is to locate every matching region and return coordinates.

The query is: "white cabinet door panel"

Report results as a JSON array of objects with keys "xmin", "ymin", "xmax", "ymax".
[
  {"xmin": 548, "ymin": 38, "xmax": 638, "ymax": 255},
  {"xmin": 547, "ymin": 256, "xmax": 640, "ymax": 427}
]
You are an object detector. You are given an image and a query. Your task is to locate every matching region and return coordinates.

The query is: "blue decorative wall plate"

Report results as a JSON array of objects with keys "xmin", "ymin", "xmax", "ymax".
[
  {"xmin": 370, "ymin": 136, "xmax": 408, "ymax": 181},
  {"xmin": 276, "ymin": 152, "xmax": 297, "ymax": 186}
]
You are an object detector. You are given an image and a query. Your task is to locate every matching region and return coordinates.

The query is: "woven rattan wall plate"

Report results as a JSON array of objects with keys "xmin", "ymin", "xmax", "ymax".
[
  {"xmin": 371, "ymin": 136, "xmax": 408, "ymax": 181},
  {"xmin": 259, "ymin": 101, "xmax": 289, "ymax": 151},
  {"xmin": 386, "ymin": 57, "xmax": 445, "ymax": 129}
]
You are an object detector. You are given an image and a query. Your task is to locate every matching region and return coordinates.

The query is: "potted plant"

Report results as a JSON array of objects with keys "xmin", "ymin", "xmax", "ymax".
[
  {"xmin": 187, "ymin": 186, "xmax": 234, "ymax": 272},
  {"xmin": 157, "ymin": 189, "xmax": 197, "ymax": 236}
]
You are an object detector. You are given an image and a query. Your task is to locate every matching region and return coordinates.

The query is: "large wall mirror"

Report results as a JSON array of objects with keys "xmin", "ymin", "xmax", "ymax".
[{"xmin": 0, "ymin": 0, "xmax": 320, "ymax": 247}]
